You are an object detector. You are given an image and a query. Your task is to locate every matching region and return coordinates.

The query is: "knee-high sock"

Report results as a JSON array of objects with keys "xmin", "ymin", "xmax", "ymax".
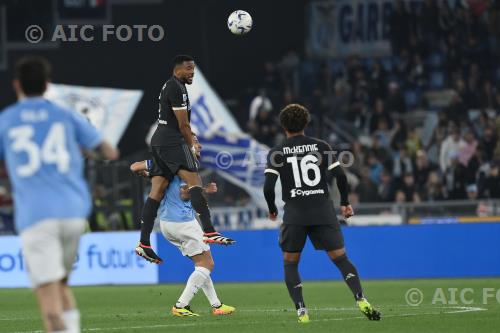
[
  {"xmin": 201, "ymin": 275, "xmax": 221, "ymax": 308},
  {"xmin": 284, "ymin": 260, "xmax": 305, "ymax": 310},
  {"xmin": 140, "ymin": 198, "xmax": 160, "ymax": 245},
  {"xmin": 61, "ymin": 309, "xmax": 80, "ymax": 333},
  {"xmin": 333, "ymin": 254, "xmax": 364, "ymax": 300},
  {"xmin": 176, "ymin": 266, "xmax": 210, "ymax": 308},
  {"xmin": 188, "ymin": 186, "xmax": 216, "ymax": 233}
]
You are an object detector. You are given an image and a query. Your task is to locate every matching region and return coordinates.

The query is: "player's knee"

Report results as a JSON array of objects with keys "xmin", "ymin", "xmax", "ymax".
[
  {"xmin": 150, "ymin": 178, "xmax": 169, "ymax": 199},
  {"xmin": 206, "ymin": 259, "xmax": 215, "ymax": 272},
  {"xmin": 329, "ymin": 248, "xmax": 347, "ymax": 261}
]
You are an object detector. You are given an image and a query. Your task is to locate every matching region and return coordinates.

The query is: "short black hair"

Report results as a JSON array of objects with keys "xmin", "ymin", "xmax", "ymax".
[
  {"xmin": 15, "ymin": 56, "xmax": 51, "ymax": 96},
  {"xmin": 173, "ymin": 55, "xmax": 194, "ymax": 67},
  {"xmin": 279, "ymin": 104, "xmax": 311, "ymax": 133}
]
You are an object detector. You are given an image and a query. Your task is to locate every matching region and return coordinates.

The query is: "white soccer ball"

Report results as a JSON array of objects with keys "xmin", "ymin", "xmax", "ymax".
[{"xmin": 227, "ymin": 10, "xmax": 253, "ymax": 35}]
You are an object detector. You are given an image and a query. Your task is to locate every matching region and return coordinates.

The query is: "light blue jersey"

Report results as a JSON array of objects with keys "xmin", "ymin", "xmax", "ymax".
[
  {"xmin": 159, "ymin": 176, "xmax": 195, "ymax": 222},
  {"xmin": 0, "ymin": 97, "xmax": 102, "ymax": 232}
]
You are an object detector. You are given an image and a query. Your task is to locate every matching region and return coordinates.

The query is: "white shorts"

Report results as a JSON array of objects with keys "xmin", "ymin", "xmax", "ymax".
[
  {"xmin": 20, "ymin": 219, "xmax": 86, "ymax": 288},
  {"xmin": 160, "ymin": 219, "xmax": 210, "ymax": 257}
]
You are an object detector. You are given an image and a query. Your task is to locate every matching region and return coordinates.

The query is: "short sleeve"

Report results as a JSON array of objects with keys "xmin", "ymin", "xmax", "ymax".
[
  {"xmin": 323, "ymin": 142, "xmax": 340, "ymax": 171},
  {"xmin": 166, "ymin": 83, "xmax": 187, "ymax": 111},
  {"xmin": 70, "ymin": 111, "xmax": 103, "ymax": 149},
  {"xmin": 264, "ymin": 147, "xmax": 282, "ymax": 176}
]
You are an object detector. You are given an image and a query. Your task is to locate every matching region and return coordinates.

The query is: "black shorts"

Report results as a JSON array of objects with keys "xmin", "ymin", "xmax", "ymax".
[
  {"xmin": 149, "ymin": 144, "xmax": 198, "ymax": 178},
  {"xmin": 279, "ymin": 223, "xmax": 344, "ymax": 252}
]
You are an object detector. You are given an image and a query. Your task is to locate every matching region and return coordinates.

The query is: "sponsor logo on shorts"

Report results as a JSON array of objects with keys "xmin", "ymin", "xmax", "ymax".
[{"xmin": 290, "ymin": 188, "xmax": 325, "ymax": 198}]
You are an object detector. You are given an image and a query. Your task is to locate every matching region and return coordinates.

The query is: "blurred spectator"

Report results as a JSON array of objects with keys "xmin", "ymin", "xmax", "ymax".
[
  {"xmin": 443, "ymin": 153, "xmax": 468, "ymax": 199},
  {"xmin": 248, "ymin": 109, "xmax": 279, "ymax": 147},
  {"xmin": 479, "ymin": 126, "xmax": 497, "ymax": 161},
  {"xmin": 414, "ymin": 150, "xmax": 438, "ymax": 185},
  {"xmin": 390, "ymin": 119, "xmax": 408, "ymax": 151},
  {"xmin": 325, "ymin": 81, "xmax": 350, "ymax": 120},
  {"xmin": 484, "ymin": 164, "xmax": 500, "ymax": 198},
  {"xmin": 369, "ymin": 98, "xmax": 393, "ymax": 134},
  {"xmin": 398, "ymin": 172, "xmax": 420, "ymax": 203},
  {"xmin": 369, "ymin": 60, "xmax": 387, "ymax": 100},
  {"xmin": 458, "ymin": 131, "xmax": 478, "ymax": 166},
  {"xmin": 408, "ymin": 54, "xmax": 427, "ymax": 88},
  {"xmin": 249, "ymin": 88, "xmax": 273, "ymax": 122},
  {"xmin": 385, "ymin": 82, "xmax": 406, "ymax": 113},
  {"xmin": 393, "ymin": 146, "xmax": 413, "ymax": 179},
  {"xmin": 425, "ymin": 171, "xmax": 446, "ymax": 201},
  {"xmin": 440, "ymin": 128, "xmax": 466, "ymax": 172},
  {"xmin": 356, "ymin": 167, "xmax": 379, "ymax": 202},
  {"xmin": 378, "ymin": 169, "xmax": 396, "ymax": 202},
  {"xmin": 405, "ymin": 127, "xmax": 423, "ymax": 157}
]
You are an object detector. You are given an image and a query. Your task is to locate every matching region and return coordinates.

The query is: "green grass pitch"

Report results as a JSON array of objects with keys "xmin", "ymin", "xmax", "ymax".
[{"xmin": 1, "ymin": 279, "xmax": 499, "ymax": 333}]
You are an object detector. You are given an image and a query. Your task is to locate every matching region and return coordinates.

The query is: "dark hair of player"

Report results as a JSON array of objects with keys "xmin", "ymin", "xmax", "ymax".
[
  {"xmin": 15, "ymin": 56, "xmax": 51, "ymax": 96},
  {"xmin": 279, "ymin": 103, "xmax": 311, "ymax": 133},
  {"xmin": 173, "ymin": 55, "xmax": 194, "ymax": 67}
]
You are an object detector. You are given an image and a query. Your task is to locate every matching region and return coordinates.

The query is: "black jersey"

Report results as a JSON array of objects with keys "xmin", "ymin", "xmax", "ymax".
[
  {"xmin": 265, "ymin": 135, "xmax": 339, "ymax": 225},
  {"xmin": 150, "ymin": 76, "xmax": 191, "ymax": 147}
]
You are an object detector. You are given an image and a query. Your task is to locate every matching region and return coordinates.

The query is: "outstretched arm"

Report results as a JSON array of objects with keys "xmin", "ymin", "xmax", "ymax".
[{"xmin": 263, "ymin": 173, "xmax": 279, "ymax": 220}]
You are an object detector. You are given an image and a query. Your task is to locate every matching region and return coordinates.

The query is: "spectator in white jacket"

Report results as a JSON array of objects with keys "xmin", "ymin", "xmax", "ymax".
[{"xmin": 440, "ymin": 128, "xmax": 466, "ymax": 172}]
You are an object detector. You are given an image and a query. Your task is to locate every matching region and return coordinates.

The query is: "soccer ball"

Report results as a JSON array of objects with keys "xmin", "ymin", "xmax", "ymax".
[{"xmin": 227, "ymin": 10, "xmax": 252, "ymax": 35}]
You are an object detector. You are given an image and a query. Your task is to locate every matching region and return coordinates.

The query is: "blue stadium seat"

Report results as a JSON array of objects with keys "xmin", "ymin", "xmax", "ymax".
[
  {"xmin": 381, "ymin": 57, "xmax": 393, "ymax": 72},
  {"xmin": 426, "ymin": 52, "xmax": 444, "ymax": 70},
  {"xmin": 328, "ymin": 59, "xmax": 345, "ymax": 75},
  {"xmin": 429, "ymin": 71, "xmax": 445, "ymax": 89},
  {"xmin": 404, "ymin": 89, "xmax": 420, "ymax": 108}
]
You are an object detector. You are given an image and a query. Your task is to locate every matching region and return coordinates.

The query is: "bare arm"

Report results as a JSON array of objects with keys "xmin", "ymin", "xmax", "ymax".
[{"xmin": 84, "ymin": 141, "xmax": 119, "ymax": 161}]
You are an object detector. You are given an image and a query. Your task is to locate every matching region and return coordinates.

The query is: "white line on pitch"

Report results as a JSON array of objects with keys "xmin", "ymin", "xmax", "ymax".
[{"xmin": 8, "ymin": 306, "xmax": 487, "ymax": 333}]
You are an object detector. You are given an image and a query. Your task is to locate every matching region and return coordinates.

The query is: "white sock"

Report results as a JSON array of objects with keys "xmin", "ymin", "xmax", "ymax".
[
  {"xmin": 202, "ymin": 276, "xmax": 221, "ymax": 308},
  {"xmin": 176, "ymin": 266, "xmax": 210, "ymax": 308},
  {"xmin": 62, "ymin": 309, "xmax": 80, "ymax": 333}
]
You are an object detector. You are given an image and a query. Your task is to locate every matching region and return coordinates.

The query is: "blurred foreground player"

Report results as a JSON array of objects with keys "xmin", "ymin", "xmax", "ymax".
[
  {"xmin": 263, "ymin": 104, "xmax": 380, "ymax": 323},
  {"xmin": 0, "ymin": 57, "xmax": 118, "ymax": 333},
  {"xmin": 131, "ymin": 135, "xmax": 235, "ymax": 316},
  {"xmin": 136, "ymin": 55, "xmax": 234, "ymax": 265}
]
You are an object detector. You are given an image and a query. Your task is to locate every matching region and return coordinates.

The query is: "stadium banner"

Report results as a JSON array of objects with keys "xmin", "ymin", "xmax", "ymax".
[
  {"xmin": 0, "ymin": 232, "xmax": 158, "ymax": 288},
  {"xmin": 45, "ymin": 83, "xmax": 143, "ymax": 147},
  {"xmin": 157, "ymin": 223, "xmax": 500, "ymax": 283},
  {"xmin": 307, "ymin": 0, "xmax": 423, "ymax": 58},
  {"xmin": 347, "ymin": 214, "xmax": 402, "ymax": 226},
  {"xmin": 211, "ymin": 205, "xmax": 280, "ymax": 230}
]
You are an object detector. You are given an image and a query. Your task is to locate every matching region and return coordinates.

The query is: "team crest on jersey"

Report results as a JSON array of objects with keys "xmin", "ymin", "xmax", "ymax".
[{"xmin": 182, "ymin": 94, "xmax": 187, "ymax": 102}]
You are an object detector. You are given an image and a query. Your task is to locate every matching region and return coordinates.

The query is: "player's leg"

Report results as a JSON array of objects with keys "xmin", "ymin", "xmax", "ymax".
[
  {"xmin": 309, "ymin": 224, "xmax": 381, "ymax": 321},
  {"xmin": 59, "ymin": 219, "xmax": 86, "ymax": 333},
  {"xmin": 280, "ymin": 224, "xmax": 309, "ymax": 323},
  {"xmin": 193, "ymin": 251, "xmax": 235, "ymax": 315},
  {"xmin": 60, "ymin": 279, "xmax": 80, "ymax": 333},
  {"xmin": 136, "ymin": 175, "xmax": 169, "ymax": 264},
  {"xmin": 20, "ymin": 220, "xmax": 71, "ymax": 332},
  {"xmin": 327, "ymin": 248, "xmax": 380, "ymax": 320},
  {"xmin": 35, "ymin": 282, "xmax": 67, "ymax": 332},
  {"xmin": 177, "ymin": 169, "xmax": 235, "ymax": 245}
]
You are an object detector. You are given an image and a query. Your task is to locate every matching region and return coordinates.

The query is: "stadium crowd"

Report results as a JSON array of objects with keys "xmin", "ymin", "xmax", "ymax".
[{"xmin": 247, "ymin": 0, "xmax": 500, "ymax": 203}]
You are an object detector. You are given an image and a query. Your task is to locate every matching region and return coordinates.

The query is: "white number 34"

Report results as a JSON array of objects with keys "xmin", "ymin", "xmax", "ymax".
[{"xmin": 8, "ymin": 123, "xmax": 70, "ymax": 177}]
